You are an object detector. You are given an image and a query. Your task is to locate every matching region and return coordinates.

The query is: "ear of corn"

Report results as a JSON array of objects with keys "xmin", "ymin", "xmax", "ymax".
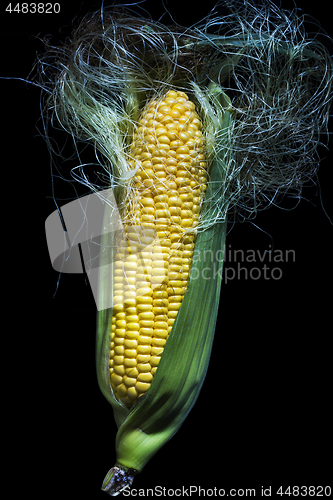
[
  {"xmin": 108, "ymin": 90, "xmax": 207, "ymax": 407},
  {"xmin": 97, "ymin": 88, "xmax": 231, "ymax": 495}
]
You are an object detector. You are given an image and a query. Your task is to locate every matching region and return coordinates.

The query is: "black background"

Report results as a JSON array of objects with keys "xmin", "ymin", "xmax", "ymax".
[{"xmin": 3, "ymin": 0, "xmax": 331, "ymax": 497}]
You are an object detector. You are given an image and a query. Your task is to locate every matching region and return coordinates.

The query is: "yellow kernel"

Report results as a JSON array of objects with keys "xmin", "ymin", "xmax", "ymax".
[
  {"xmin": 138, "ymin": 372, "xmax": 153, "ymax": 383},
  {"xmin": 141, "ymin": 152, "xmax": 152, "ymax": 160},
  {"xmin": 137, "ymin": 354, "xmax": 151, "ymax": 363},
  {"xmin": 164, "ymin": 180, "xmax": 178, "ymax": 191},
  {"xmin": 123, "ymin": 377, "xmax": 136, "ymax": 387},
  {"xmin": 169, "ymin": 264, "xmax": 182, "ymax": 272},
  {"xmin": 156, "ymin": 209, "xmax": 169, "ymax": 218},
  {"xmin": 154, "ymin": 313, "xmax": 168, "ymax": 322},
  {"xmin": 169, "ymin": 257, "xmax": 183, "ymax": 265},
  {"xmin": 111, "ymin": 373, "xmax": 122, "ymax": 386},
  {"xmin": 141, "ymin": 198, "xmax": 154, "ymax": 207},
  {"xmin": 136, "ymin": 381, "xmax": 151, "ymax": 393},
  {"xmin": 140, "ymin": 320, "xmax": 154, "ymax": 328},
  {"xmin": 158, "ymin": 105, "xmax": 171, "ymax": 115},
  {"xmin": 191, "ymin": 117, "xmax": 202, "ymax": 129},
  {"xmin": 142, "ymin": 214, "xmax": 155, "ymax": 222},
  {"xmin": 137, "ymin": 345, "xmax": 151, "ymax": 354},
  {"xmin": 138, "ymin": 335, "xmax": 153, "ymax": 345},
  {"xmin": 178, "ymin": 131, "xmax": 190, "ymax": 143},
  {"xmin": 152, "ymin": 338, "xmax": 167, "ymax": 347},
  {"xmin": 137, "ymin": 363, "xmax": 152, "ymax": 373},
  {"xmin": 168, "ymin": 280, "xmax": 185, "ymax": 289},
  {"xmin": 144, "ymin": 132, "xmax": 157, "ymax": 144},
  {"xmin": 168, "ymin": 303, "xmax": 182, "ymax": 311},
  {"xmin": 124, "ymin": 349, "xmax": 137, "ymax": 358},
  {"xmin": 150, "ymin": 356, "xmax": 161, "ymax": 367},
  {"xmin": 124, "ymin": 339, "xmax": 138, "ymax": 349},
  {"xmin": 153, "ymin": 290, "xmax": 168, "ymax": 298},
  {"xmin": 177, "ymin": 145, "xmax": 190, "ymax": 155},
  {"xmin": 164, "ymin": 157, "xmax": 177, "ymax": 167},
  {"xmin": 155, "ymin": 112, "xmax": 167, "ymax": 121},
  {"xmin": 169, "ymin": 295, "xmax": 183, "ymax": 303},
  {"xmin": 139, "ymin": 168, "xmax": 154, "ymax": 180},
  {"xmin": 154, "ymin": 321, "xmax": 168, "ymax": 329},
  {"xmin": 139, "ymin": 328, "xmax": 154, "ymax": 336},
  {"xmin": 169, "ymin": 109, "xmax": 180, "ymax": 119},
  {"xmin": 151, "ymin": 148, "xmax": 167, "ymax": 160},
  {"xmin": 172, "ymin": 103, "xmax": 186, "ymax": 114},
  {"xmin": 152, "ymin": 307, "xmax": 168, "ymax": 316},
  {"xmin": 151, "ymin": 346, "xmax": 164, "ymax": 355},
  {"xmin": 153, "ymin": 195, "xmax": 168, "ymax": 205},
  {"xmin": 126, "ymin": 367, "xmax": 139, "ymax": 378},
  {"xmin": 176, "ymin": 177, "xmax": 191, "ymax": 187},
  {"xmin": 166, "ymin": 129, "xmax": 178, "ymax": 141},
  {"xmin": 114, "ymin": 364, "xmax": 125, "ymax": 376},
  {"xmin": 141, "ymin": 206, "xmax": 155, "ymax": 215},
  {"xmin": 153, "ymin": 163, "xmax": 166, "ymax": 172},
  {"xmin": 136, "ymin": 288, "xmax": 153, "ymax": 298},
  {"xmin": 113, "ymin": 355, "xmax": 124, "ymax": 364},
  {"xmin": 114, "ymin": 337, "xmax": 125, "ymax": 346},
  {"xmin": 127, "ymin": 322, "xmax": 140, "ymax": 331},
  {"xmin": 124, "ymin": 358, "xmax": 137, "ymax": 368},
  {"xmin": 155, "ymin": 127, "xmax": 167, "ymax": 137},
  {"xmin": 142, "ymin": 179, "xmax": 154, "ymax": 188},
  {"xmin": 181, "ymin": 219, "xmax": 193, "ymax": 228},
  {"xmin": 113, "ymin": 303, "xmax": 125, "ymax": 313},
  {"xmin": 168, "ymin": 196, "xmax": 182, "ymax": 207},
  {"xmin": 125, "ymin": 330, "xmax": 139, "ymax": 340},
  {"xmin": 170, "ymin": 217, "xmax": 182, "ymax": 227},
  {"xmin": 116, "ymin": 320, "xmax": 126, "ymax": 328},
  {"xmin": 127, "ymin": 387, "xmax": 138, "ymax": 400},
  {"xmin": 168, "ymin": 206, "xmax": 181, "ymax": 216},
  {"xmin": 170, "ymin": 140, "xmax": 183, "ymax": 149},
  {"xmin": 153, "ymin": 329, "xmax": 169, "ymax": 338},
  {"xmin": 116, "ymin": 384, "xmax": 128, "ymax": 397},
  {"xmin": 114, "ymin": 345, "xmax": 125, "ymax": 355},
  {"xmin": 159, "ymin": 238, "xmax": 172, "ymax": 247},
  {"xmin": 139, "ymin": 311, "xmax": 155, "ymax": 320},
  {"xmin": 141, "ymin": 159, "xmax": 154, "ymax": 169},
  {"xmin": 126, "ymin": 314, "xmax": 140, "ymax": 322},
  {"xmin": 137, "ymin": 304, "xmax": 153, "ymax": 312},
  {"xmin": 166, "ymin": 90, "xmax": 178, "ymax": 98}
]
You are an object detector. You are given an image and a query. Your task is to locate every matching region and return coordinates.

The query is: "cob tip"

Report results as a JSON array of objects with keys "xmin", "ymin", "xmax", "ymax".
[{"xmin": 102, "ymin": 466, "xmax": 136, "ymax": 496}]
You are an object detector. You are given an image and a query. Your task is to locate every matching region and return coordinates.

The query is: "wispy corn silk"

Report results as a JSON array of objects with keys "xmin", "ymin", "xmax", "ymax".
[{"xmin": 37, "ymin": 0, "xmax": 332, "ymax": 224}]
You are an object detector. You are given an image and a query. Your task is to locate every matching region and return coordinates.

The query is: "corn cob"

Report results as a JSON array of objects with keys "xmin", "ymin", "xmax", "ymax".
[{"xmin": 109, "ymin": 90, "xmax": 207, "ymax": 406}]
